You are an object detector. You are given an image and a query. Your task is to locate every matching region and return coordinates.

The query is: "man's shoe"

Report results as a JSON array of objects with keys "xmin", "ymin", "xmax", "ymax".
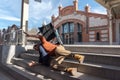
[
  {"xmin": 66, "ymin": 68, "xmax": 78, "ymax": 76},
  {"xmin": 74, "ymin": 54, "xmax": 85, "ymax": 63}
]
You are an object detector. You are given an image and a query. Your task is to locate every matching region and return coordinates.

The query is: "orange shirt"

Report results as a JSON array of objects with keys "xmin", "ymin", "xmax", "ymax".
[{"xmin": 39, "ymin": 36, "xmax": 57, "ymax": 55}]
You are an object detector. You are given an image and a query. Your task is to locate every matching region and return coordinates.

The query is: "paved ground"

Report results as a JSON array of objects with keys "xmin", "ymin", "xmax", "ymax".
[{"xmin": 0, "ymin": 68, "xmax": 15, "ymax": 80}]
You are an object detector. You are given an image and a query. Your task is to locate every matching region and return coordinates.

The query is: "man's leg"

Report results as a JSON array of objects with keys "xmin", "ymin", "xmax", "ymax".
[
  {"xmin": 28, "ymin": 45, "xmax": 49, "ymax": 67},
  {"xmin": 50, "ymin": 59, "xmax": 78, "ymax": 76},
  {"xmin": 39, "ymin": 45, "xmax": 47, "ymax": 57},
  {"xmin": 55, "ymin": 45, "xmax": 85, "ymax": 63},
  {"xmin": 39, "ymin": 45, "xmax": 51, "ymax": 66},
  {"xmin": 55, "ymin": 45, "xmax": 71, "ymax": 56},
  {"xmin": 66, "ymin": 53, "xmax": 85, "ymax": 63}
]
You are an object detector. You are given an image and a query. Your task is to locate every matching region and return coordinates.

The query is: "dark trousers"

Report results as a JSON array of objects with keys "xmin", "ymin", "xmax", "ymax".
[{"xmin": 38, "ymin": 45, "xmax": 51, "ymax": 66}]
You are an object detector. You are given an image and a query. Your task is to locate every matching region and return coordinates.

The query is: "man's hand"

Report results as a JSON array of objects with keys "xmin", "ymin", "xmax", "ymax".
[{"xmin": 23, "ymin": 32, "xmax": 30, "ymax": 37}]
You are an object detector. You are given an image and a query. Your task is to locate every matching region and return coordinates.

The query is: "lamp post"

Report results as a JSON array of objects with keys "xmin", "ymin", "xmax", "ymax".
[
  {"xmin": 21, "ymin": 0, "xmax": 29, "ymax": 46},
  {"xmin": 21, "ymin": 0, "xmax": 41, "ymax": 45}
]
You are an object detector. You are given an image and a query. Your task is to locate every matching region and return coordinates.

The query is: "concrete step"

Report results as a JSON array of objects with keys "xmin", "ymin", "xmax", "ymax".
[
  {"xmin": 10, "ymin": 64, "xmax": 53, "ymax": 80},
  {"xmin": 26, "ymin": 49, "xmax": 39, "ymax": 54},
  {"xmin": 64, "ymin": 45, "xmax": 120, "ymax": 55},
  {"xmin": 0, "ymin": 63, "xmax": 43, "ymax": 80},
  {"xmin": 11, "ymin": 58, "xmax": 80, "ymax": 80},
  {"xmin": 20, "ymin": 53, "xmax": 39, "ymax": 61},
  {"xmin": 62, "ymin": 60, "xmax": 120, "ymax": 80},
  {"xmin": 20, "ymin": 52, "xmax": 120, "ymax": 67},
  {"xmin": 19, "ymin": 53, "xmax": 120, "ymax": 80},
  {"xmin": 0, "ymin": 65, "xmax": 16, "ymax": 80},
  {"xmin": 72, "ymin": 52, "xmax": 120, "ymax": 67},
  {"xmin": 11, "ymin": 57, "xmax": 109, "ymax": 80}
]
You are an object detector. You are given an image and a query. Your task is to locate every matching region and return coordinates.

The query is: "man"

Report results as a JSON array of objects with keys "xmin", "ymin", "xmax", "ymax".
[
  {"xmin": 24, "ymin": 32, "xmax": 85, "ymax": 76},
  {"xmin": 33, "ymin": 43, "xmax": 50, "ymax": 66}
]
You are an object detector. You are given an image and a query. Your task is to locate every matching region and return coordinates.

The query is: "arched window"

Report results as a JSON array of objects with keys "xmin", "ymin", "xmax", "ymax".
[
  {"xmin": 62, "ymin": 22, "xmax": 74, "ymax": 44},
  {"xmin": 62, "ymin": 22, "xmax": 74, "ymax": 33}
]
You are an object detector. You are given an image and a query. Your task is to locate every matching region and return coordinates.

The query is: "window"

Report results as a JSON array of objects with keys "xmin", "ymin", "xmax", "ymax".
[
  {"xmin": 62, "ymin": 22, "xmax": 74, "ymax": 33},
  {"xmin": 69, "ymin": 23, "xmax": 74, "ymax": 32},
  {"xmin": 62, "ymin": 22, "xmax": 74, "ymax": 44},
  {"xmin": 77, "ymin": 23, "xmax": 82, "ymax": 42},
  {"xmin": 62, "ymin": 23, "xmax": 68, "ymax": 33},
  {"xmin": 77, "ymin": 23, "xmax": 82, "ymax": 32},
  {"xmin": 96, "ymin": 32, "xmax": 100, "ymax": 41}
]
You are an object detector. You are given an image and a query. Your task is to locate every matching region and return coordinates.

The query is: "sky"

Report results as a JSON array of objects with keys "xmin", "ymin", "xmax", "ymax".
[{"xmin": 0, "ymin": 0, "xmax": 107, "ymax": 30}]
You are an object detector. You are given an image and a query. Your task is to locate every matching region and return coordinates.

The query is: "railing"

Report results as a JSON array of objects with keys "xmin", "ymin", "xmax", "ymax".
[
  {"xmin": 74, "ymin": 42, "xmax": 120, "ymax": 45},
  {"xmin": 3, "ymin": 29, "xmax": 23, "ymax": 45}
]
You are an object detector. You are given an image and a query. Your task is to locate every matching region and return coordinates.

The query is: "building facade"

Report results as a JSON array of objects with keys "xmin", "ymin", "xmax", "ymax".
[
  {"xmin": 51, "ymin": 0, "xmax": 110, "ymax": 44},
  {"xmin": 95, "ymin": 0, "xmax": 120, "ymax": 45},
  {"xmin": 0, "ymin": 24, "xmax": 39, "ymax": 45}
]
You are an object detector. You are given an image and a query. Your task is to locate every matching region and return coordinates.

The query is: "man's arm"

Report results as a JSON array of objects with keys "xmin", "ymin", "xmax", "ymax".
[{"xmin": 24, "ymin": 32, "xmax": 40, "ymax": 38}]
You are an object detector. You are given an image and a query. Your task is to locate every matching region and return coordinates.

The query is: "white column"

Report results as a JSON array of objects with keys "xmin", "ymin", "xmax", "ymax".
[
  {"xmin": 108, "ymin": 9, "xmax": 113, "ymax": 45},
  {"xmin": 21, "ymin": 0, "xmax": 29, "ymax": 45}
]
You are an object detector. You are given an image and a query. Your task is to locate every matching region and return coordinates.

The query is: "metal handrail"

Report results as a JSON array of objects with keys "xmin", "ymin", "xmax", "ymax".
[{"xmin": 3, "ymin": 29, "xmax": 23, "ymax": 45}]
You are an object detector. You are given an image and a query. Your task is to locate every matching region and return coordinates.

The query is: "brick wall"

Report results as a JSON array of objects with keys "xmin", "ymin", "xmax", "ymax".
[{"xmin": 52, "ymin": 0, "xmax": 110, "ymax": 44}]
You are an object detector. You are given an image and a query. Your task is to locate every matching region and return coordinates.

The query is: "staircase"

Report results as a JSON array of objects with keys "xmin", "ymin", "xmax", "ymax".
[
  {"xmin": 9, "ymin": 48, "xmax": 120, "ymax": 80},
  {"xmin": 64, "ymin": 52, "xmax": 120, "ymax": 80}
]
